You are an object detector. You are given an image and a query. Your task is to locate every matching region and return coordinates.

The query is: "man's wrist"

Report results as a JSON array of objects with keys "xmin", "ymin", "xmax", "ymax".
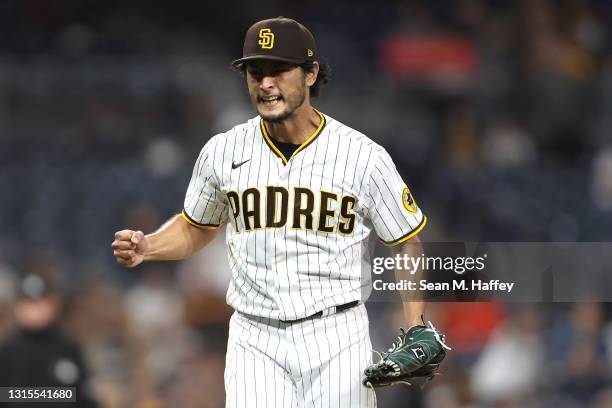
[
  {"xmin": 141, "ymin": 234, "xmax": 153, "ymax": 261},
  {"xmin": 405, "ymin": 320, "xmax": 424, "ymax": 329},
  {"xmin": 402, "ymin": 304, "xmax": 425, "ymax": 328}
]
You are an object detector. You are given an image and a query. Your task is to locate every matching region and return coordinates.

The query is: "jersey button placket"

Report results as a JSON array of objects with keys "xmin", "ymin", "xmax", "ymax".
[{"xmin": 278, "ymin": 158, "xmax": 290, "ymax": 240}]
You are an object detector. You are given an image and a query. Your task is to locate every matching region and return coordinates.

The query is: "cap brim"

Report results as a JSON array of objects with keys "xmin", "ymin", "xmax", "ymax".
[{"xmin": 231, "ymin": 55, "xmax": 309, "ymax": 69}]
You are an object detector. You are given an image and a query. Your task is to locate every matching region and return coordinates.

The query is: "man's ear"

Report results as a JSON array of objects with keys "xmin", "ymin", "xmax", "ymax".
[{"xmin": 305, "ymin": 62, "xmax": 319, "ymax": 87}]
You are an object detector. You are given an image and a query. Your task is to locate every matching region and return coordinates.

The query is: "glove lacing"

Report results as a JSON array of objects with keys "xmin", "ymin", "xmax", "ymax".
[
  {"xmin": 427, "ymin": 321, "xmax": 452, "ymax": 351},
  {"xmin": 385, "ymin": 328, "xmax": 407, "ymax": 354}
]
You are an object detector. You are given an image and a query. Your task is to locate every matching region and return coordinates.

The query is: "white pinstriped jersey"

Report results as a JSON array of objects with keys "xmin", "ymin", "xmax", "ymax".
[{"xmin": 183, "ymin": 110, "xmax": 426, "ymax": 321}]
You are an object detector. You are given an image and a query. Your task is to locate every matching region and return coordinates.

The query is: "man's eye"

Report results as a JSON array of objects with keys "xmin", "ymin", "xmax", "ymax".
[
  {"xmin": 248, "ymin": 66, "xmax": 290, "ymax": 78},
  {"xmin": 275, "ymin": 66, "xmax": 292, "ymax": 74}
]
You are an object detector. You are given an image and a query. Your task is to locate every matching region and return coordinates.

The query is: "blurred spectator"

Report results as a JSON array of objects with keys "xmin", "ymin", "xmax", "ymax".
[
  {"xmin": 546, "ymin": 303, "xmax": 610, "ymax": 406},
  {"xmin": 62, "ymin": 276, "xmax": 151, "ymax": 408},
  {"xmin": 438, "ymin": 302, "xmax": 505, "ymax": 360},
  {"xmin": 470, "ymin": 305, "xmax": 543, "ymax": 405},
  {"xmin": 481, "ymin": 114, "xmax": 537, "ymax": 169},
  {"xmin": 0, "ymin": 272, "xmax": 98, "ymax": 407},
  {"xmin": 125, "ymin": 264, "xmax": 185, "ymax": 385}
]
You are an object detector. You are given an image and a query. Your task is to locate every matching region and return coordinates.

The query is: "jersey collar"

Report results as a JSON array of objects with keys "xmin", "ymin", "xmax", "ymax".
[{"xmin": 260, "ymin": 109, "xmax": 326, "ymax": 165}]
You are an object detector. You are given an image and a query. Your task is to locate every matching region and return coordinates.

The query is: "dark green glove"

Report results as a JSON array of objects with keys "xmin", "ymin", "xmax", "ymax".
[{"xmin": 363, "ymin": 322, "xmax": 450, "ymax": 388}]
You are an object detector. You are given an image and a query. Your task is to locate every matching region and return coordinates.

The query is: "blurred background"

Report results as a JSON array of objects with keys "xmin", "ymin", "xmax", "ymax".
[{"xmin": 1, "ymin": 0, "xmax": 612, "ymax": 406}]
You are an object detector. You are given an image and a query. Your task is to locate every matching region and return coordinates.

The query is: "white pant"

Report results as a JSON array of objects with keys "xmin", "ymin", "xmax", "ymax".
[{"xmin": 225, "ymin": 304, "xmax": 376, "ymax": 408}]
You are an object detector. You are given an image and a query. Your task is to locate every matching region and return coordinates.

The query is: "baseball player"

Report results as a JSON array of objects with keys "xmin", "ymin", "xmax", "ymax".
[{"xmin": 112, "ymin": 17, "xmax": 447, "ymax": 407}]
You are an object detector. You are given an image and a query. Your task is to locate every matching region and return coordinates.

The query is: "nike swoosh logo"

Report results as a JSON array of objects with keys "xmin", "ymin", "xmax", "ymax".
[{"xmin": 232, "ymin": 159, "xmax": 251, "ymax": 169}]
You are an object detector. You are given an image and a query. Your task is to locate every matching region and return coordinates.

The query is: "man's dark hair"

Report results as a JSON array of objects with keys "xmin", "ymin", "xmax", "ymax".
[{"xmin": 300, "ymin": 61, "xmax": 331, "ymax": 98}]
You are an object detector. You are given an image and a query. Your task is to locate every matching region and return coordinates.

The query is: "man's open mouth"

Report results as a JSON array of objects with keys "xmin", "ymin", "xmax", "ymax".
[{"xmin": 259, "ymin": 95, "xmax": 283, "ymax": 106}]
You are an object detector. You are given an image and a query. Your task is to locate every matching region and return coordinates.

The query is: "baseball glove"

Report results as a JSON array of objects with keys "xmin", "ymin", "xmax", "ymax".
[{"xmin": 363, "ymin": 321, "xmax": 451, "ymax": 388}]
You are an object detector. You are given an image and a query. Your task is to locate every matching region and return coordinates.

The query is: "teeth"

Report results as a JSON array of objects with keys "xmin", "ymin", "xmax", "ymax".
[{"xmin": 262, "ymin": 96, "xmax": 280, "ymax": 102}]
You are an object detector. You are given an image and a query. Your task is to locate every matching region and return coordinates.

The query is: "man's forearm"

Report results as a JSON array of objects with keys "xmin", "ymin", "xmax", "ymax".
[
  {"xmin": 144, "ymin": 214, "xmax": 219, "ymax": 261},
  {"xmin": 392, "ymin": 235, "xmax": 426, "ymax": 327}
]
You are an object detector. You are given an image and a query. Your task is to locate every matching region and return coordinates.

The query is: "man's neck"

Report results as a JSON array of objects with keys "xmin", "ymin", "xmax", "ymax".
[{"xmin": 264, "ymin": 104, "xmax": 321, "ymax": 145}]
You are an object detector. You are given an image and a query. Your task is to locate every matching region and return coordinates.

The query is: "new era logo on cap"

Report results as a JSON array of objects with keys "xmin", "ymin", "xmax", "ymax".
[{"xmin": 232, "ymin": 17, "xmax": 317, "ymax": 68}]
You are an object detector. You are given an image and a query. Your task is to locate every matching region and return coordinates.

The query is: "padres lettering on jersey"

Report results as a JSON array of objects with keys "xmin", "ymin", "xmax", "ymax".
[
  {"xmin": 183, "ymin": 110, "xmax": 426, "ymax": 321},
  {"xmin": 225, "ymin": 186, "xmax": 356, "ymax": 234}
]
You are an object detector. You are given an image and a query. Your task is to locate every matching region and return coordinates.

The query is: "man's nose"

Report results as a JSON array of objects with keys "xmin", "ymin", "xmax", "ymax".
[{"xmin": 260, "ymin": 75, "xmax": 276, "ymax": 89}]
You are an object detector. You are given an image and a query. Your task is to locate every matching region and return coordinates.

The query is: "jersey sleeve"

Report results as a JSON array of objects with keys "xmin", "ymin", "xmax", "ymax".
[
  {"xmin": 364, "ymin": 148, "xmax": 426, "ymax": 246},
  {"xmin": 182, "ymin": 137, "xmax": 228, "ymax": 229}
]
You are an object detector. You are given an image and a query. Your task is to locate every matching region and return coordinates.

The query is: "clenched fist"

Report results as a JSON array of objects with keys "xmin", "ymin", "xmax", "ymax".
[{"xmin": 111, "ymin": 230, "xmax": 148, "ymax": 268}]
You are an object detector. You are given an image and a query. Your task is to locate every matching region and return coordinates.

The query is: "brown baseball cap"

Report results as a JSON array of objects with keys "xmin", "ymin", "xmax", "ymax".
[{"xmin": 232, "ymin": 17, "xmax": 317, "ymax": 69}]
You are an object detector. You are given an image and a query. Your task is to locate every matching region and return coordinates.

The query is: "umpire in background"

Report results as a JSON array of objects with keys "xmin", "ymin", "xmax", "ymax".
[{"xmin": 0, "ymin": 272, "xmax": 98, "ymax": 407}]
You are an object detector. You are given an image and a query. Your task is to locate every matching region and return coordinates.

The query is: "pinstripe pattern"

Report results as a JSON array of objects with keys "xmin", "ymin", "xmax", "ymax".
[
  {"xmin": 183, "ymin": 112, "xmax": 426, "ymax": 407},
  {"xmin": 226, "ymin": 304, "xmax": 375, "ymax": 408}
]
